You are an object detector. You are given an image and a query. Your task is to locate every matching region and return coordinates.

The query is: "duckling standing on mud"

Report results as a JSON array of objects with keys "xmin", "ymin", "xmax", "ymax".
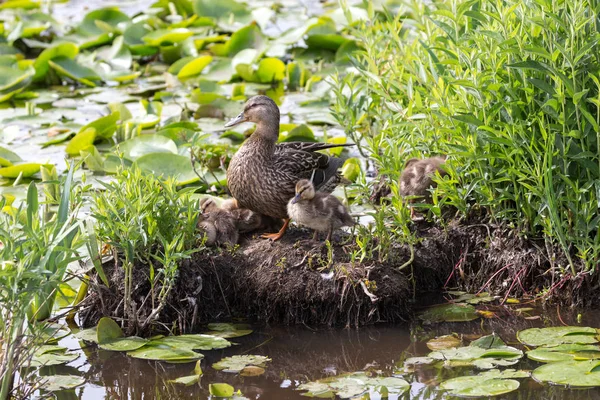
[
  {"xmin": 287, "ymin": 179, "xmax": 355, "ymax": 242},
  {"xmin": 399, "ymin": 156, "xmax": 448, "ymax": 219},
  {"xmin": 197, "ymin": 198, "xmax": 239, "ymax": 247}
]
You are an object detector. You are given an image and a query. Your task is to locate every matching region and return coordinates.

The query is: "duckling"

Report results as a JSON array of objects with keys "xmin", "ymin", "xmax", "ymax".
[
  {"xmin": 225, "ymin": 95, "xmax": 354, "ymax": 241},
  {"xmin": 197, "ymin": 198, "xmax": 239, "ymax": 247},
  {"xmin": 287, "ymin": 179, "xmax": 355, "ymax": 242},
  {"xmin": 399, "ymin": 156, "xmax": 448, "ymax": 219}
]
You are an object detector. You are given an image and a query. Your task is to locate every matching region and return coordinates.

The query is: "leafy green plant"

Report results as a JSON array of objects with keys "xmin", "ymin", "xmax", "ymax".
[
  {"xmin": 333, "ymin": 0, "xmax": 600, "ymax": 274},
  {"xmin": 91, "ymin": 164, "xmax": 201, "ymax": 333},
  {"xmin": 0, "ymin": 163, "xmax": 90, "ymax": 399}
]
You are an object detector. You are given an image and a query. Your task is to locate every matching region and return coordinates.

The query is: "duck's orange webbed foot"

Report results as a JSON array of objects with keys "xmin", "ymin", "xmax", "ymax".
[{"xmin": 260, "ymin": 219, "xmax": 290, "ymax": 241}]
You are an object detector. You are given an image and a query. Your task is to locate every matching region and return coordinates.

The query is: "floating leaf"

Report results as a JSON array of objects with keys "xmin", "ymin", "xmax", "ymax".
[
  {"xmin": 297, "ymin": 373, "xmax": 410, "ymax": 399},
  {"xmin": 127, "ymin": 346, "xmax": 203, "ymax": 362},
  {"xmin": 205, "ymin": 322, "xmax": 253, "ymax": 338},
  {"xmin": 177, "ymin": 55, "xmax": 213, "ymax": 80},
  {"xmin": 256, "ymin": 58, "xmax": 285, "ymax": 83},
  {"xmin": 194, "ymin": 0, "xmax": 249, "ymax": 22},
  {"xmin": 117, "ymin": 135, "xmax": 178, "ymax": 161},
  {"xmin": 134, "ymin": 153, "xmax": 200, "ymax": 185},
  {"xmin": 73, "ymin": 327, "xmax": 98, "ymax": 343},
  {"xmin": 96, "ymin": 312, "xmax": 147, "ymax": 351},
  {"xmin": 81, "ymin": 112, "xmax": 120, "ymax": 139},
  {"xmin": 170, "ymin": 360, "xmax": 203, "ymax": 386},
  {"xmin": 280, "ymin": 124, "xmax": 315, "ymax": 142},
  {"xmin": 478, "ymin": 369, "xmax": 530, "ymax": 379},
  {"xmin": 419, "ymin": 303, "xmax": 479, "ymax": 323},
  {"xmin": 440, "ymin": 375, "xmax": 520, "ymax": 397},
  {"xmin": 0, "ymin": 162, "xmax": 51, "ymax": 178},
  {"xmin": 517, "ymin": 326, "xmax": 599, "ymax": 347},
  {"xmin": 209, "ymin": 383, "xmax": 234, "ymax": 397},
  {"xmin": 79, "ymin": 7, "xmax": 129, "ymax": 36},
  {"xmin": 97, "ymin": 316, "xmax": 124, "ymax": 343},
  {"xmin": 240, "ymin": 366, "xmax": 265, "ymax": 376},
  {"xmin": 0, "ymin": 146, "xmax": 22, "ymax": 166},
  {"xmin": 48, "ymin": 56, "xmax": 101, "ymax": 87},
  {"xmin": 40, "ymin": 375, "xmax": 85, "ymax": 391},
  {"xmin": 527, "ymin": 344, "xmax": 600, "ymax": 363},
  {"xmin": 148, "ymin": 334, "xmax": 231, "ymax": 351},
  {"xmin": 226, "ymin": 23, "xmax": 266, "ymax": 56},
  {"xmin": 427, "ymin": 334, "xmax": 461, "ymax": 351},
  {"xmin": 213, "ymin": 355, "xmax": 270, "ymax": 373},
  {"xmin": 429, "ymin": 344, "xmax": 523, "ymax": 369},
  {"xmin": 142, "ymin": 28, "xmax": 193, "ymax": 47},
  {"xmin": 30, "ymin": 345, "xmax": 79, "ymax": 367},
  {"xmin": 533, "ymin": 360, "xmax": 600, "ymax": 387},
  {"xmin": 341, "ymin": 158, "xmax": 360, "ymax": 182},
  {"xmin": 33, "ymin": 42, "xmax": 79, "ymax": 81},
  {"xmin": 66, "ymin": 128, "xmax": 96, "ymax": 156}
]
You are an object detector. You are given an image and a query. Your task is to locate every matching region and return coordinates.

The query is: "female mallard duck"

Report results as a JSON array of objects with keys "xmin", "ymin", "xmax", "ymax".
[
  {"xmin": 287, "ymin": 179, "xmax": 355, "ymax": 242},
  {"xmin": 399, "ymin": 156, "xmax": 447, "ymax": 218},
  {"xmin": 225, "ymin": 95, "xmax": 353, "ymax": 241},
  {"xmin": 198, "ymin": 198, "xmax": 239, "ymax": 246}
]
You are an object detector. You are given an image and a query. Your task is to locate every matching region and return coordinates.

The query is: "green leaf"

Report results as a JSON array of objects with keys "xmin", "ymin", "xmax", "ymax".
[
  {"xmin": 527, "ymin": 344, "xmax": 600, "ymax": 363},
  {"xmin": 177, "ymin": 55, "xmax": 213, "ymax": 80},
  {"xmin": 117, "ymin": 135, "xmax": 178, "ymax": 161},
  {"xmin": 517, "ymin": 327, "xmax": 599, "ymax": 347},
  {"xmin": 227, "ymin": 23, "xmax": 266, "ymax": 56},
  {"xmin": 79, "ymin": 7, "xmax": 129, "ymax": 36},
  {"xmin": 66, "ymin": 128, "xmax": 97, "ymax": 156},
  {"xmin": 81, "ymin": 112, "xmax": 120, "ymax": 139},
  {"xmin": 127, "ymin": 346, "xmax": 203, "ymax": 362},
  {"xmin": 440, "ymin": 375, "xmax": 520, "ymax": 397},
  {"xmin": 427, "ymin": 334, "xmax": 461, "ymax": 351},
  {"xmin": 48, "ymin": 56, "xmax": 101, "ymax": 87},
  {"xmin": 205, "ymin": 322, "xmax": 253, "ymax": 338},
  {"xmin": 297, "ymin": 373, "xmax": 409, "ymax": 399},
  {"xmin": 142, "ymin": 28, "xmax": 194, "ymax": 47},
  {"xmin": 97, "ymin": 317, "xmax": 124, "ymax": 344},
  {"xmin": 134, "ymin": 153, "xmax": 200, "ymax": 185},
  {"xmin": 193, "ymin": 0, "xmax": 249, "ymax": 20},
  {"xmin": 40, "ymin": 375, "xmax": 85, "ymax": 391},
  {"xmin": 209, "ymin": 383, "xmax": 235, "ymax": 397},
  {"xmin": 0, "ymin": 162, "xmax": 51, "ymax": 178},
  {"xmin": 33, "ymin": 42, "xmax": 79, "ymax": 81},
  {"xmin": 212, "ymin": 355, "xmax": 271, "ymax": 373},
  {"xmin": 341, "ymin": 158, "xmax": 360, "ymax": 182},
  {"xmin": 0, "ymin": 146, "xmax": 22, "ymax": 165},
  {"xmin": 418, "ymin": 303, "xmax": 479, "ymax": 323},
  {"xmin": 100, "ymin": 336, "xmax": 148, "ymax": 352},
  {"xmin": 30, "ymin": 345, "xmax": 79, "ymax": 367},
  {"xmin": 148, "ymin": 334, "xmax": 231, "ymax": 351},
  {"xmin": 256, "ymin": 57, "xmax": 285, "ymax": 83},
  {"xmin": 533, "ymin": 360, "xmax": 600, "ymax": 387}
]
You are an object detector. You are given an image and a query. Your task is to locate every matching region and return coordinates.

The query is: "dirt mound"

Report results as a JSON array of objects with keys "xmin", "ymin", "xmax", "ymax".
[{"xmin": 80, "ymin": 220, "xmax": 592, "ymax": 335}]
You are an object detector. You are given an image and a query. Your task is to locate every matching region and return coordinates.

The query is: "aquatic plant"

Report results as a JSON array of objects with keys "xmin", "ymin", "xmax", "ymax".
[{"xmin": 332, "ymin": 0, "xmax": 600, "ymax": 275}]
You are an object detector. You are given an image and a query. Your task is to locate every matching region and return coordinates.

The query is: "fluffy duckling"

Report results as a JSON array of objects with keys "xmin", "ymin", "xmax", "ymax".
[
  {"xmin": 287, "ymin": 179, "xmax": 355, "ymax": 242},
  {"xmin": 399, "ymin": 156, "xmax": 448, "ymax": 218},
  {"xmin": 197, "ymin": 198, "xmax": 239, "ymax": 247}
]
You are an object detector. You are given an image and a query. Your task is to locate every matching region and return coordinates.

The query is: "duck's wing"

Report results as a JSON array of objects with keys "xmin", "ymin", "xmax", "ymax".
[{"xmin": 274, "ymin": 142, "xmax": 352, "ymax": 192}]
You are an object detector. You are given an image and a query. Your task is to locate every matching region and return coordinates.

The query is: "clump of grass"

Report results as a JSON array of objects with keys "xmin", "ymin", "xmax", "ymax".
[
  {"xmin": 91, "ymin": 164, "xmax": 201, "ymax": 333},
  {"xmin": 333, "ymin": 0, "xmax": 600, "ymax": 274}
]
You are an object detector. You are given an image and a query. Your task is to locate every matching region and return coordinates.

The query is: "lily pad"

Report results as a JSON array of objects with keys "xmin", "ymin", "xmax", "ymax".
[
  {"xmin": 213, "ymin": 355, "xmax": 270, "ymax": 373},
  {"xmin": 209, "ymin": 383, "xmax": 234, "ymax": 397},
  {"xmin": 96, "ymin": 316, "xmax": 148, "ymax": 352},
  {"xmin": 427, "ymin": 334, "xmax": 461, "ymax": 351},
  {"xmin": 134, "ymin": 153, "xmax": 199, "ymax": 185},
  {"xmin": 177, "ymin": 55, "xmax": 213, "ymax": 80},
  {"xmin": 40, "ymin": 375, "xmax": 85, "ymax": 391},
  {"xmin": 127, "ymin": 345, "xmax": 203, "ymax": 362},
  {"xmin": 427, "ymin": 336, "xmax": 523, "ymax": 370},
  {"xmin": 66, "ymin": 128, "xmax": 96, "ymax": 156},
  {"xmin": 48, "ymin": 56, "xmax": 101, "ymax": 87},
  {"xmin": 30, "ymin": 345, "xmax": 79, "ymax": 367},
  {"xmin": 33, "ymin": 42, "xmax": 79, "ymax": 81},
  {"xmin": 256, "ymin": 58, "xmax": 285, "ymax": 83},
  {"xmin": 517, "ymin": 326, "xmax": 599, "ymax": 347},
  {"xmin": 419, "ymin": 303, "xmax": 479, "ymax": 323},
  {"xmin": 142, "ymin": 28, "xmax": 193, "ymax": 47},
  {"xmin": 527, "ymin": 344, "xmax": 600, "ymax": 363},
  {"xmin": 205, "ymin": 322, "xmax": 253, "ymax": 338},
  {"xmin": 79, "ymin": 7, "xmax": 129, "ymax": 36},
  {"xmin": 341, "ymin": 158, "xmax": 360, "ymax": 182},
  {"xmin": 440, "ymin": 375, "xmax": 520, "ymax": 397},
  {"xmin": 532, "ymin": 359, "xmax": 600, "ymax": 387},
  {"xmin": 170, "ymin": 360, "xmax": 203, "ymax": 386},
  {"xmin": 117, "ymin": 135, "xmax": 178, "ymax": 160},
  {"xmin": 73, "ymin": 327, "xmax": 98, "ymax": 343},
  {"xmin": 0, "ymin": 162, "xmax": 51, "ymax": 178},
  {"xmin": 0, "ymin": 146, "xmax": 22, "ymax": 166},
  {"xmin": 297, "ymin": 373, "xmax": 410, "ymax": 399},
  {"xmin": 148, "ymin": 334, "xmax": 231, "ymax": 351}
]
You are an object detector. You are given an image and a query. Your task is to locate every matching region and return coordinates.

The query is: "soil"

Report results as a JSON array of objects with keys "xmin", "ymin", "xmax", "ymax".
[{"xmin": 80, "ymin": 218, "xmax": 595, "ymax": 336}]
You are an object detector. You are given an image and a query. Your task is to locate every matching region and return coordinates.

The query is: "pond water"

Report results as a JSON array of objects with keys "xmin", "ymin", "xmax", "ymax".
[{"xmin": 40, "ymin": 298, "xmax": 600, "ymax": 399}]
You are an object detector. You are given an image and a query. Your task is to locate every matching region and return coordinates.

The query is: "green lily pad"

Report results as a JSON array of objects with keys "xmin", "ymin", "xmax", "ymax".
[
  {"xmin": 226, "ymin": 23, "xmax": 266, "ymax": 56},
  {"xmin": 127, "ymin": 345, "xmax": 203, "ymax": 362},
  {"xmin": 142, "ymin": 28, "xmax": 193, "ymax": 47},
  {"xmin": 440, "ymin": 375, "xmax": 520, "ymax": 397},
  {"xmin": 429, "ymin": 344, "xmax": 523, "ymax": 369},
  {"xmin": 205, "ymin": 322, "xmax": 253, "ymax": 338},
  {"xmin": 517, "ymin": 326, "xmax": 599, "ymax": 347},
  {"xmin": 97, "ymin": 316, "xmax": 147, "ymax": 352},
  {"xmin": 256, "ymin": 58, "xmax": 285, "ymax": 83},
  {"xmin": 297, "ymin": 373, "xmax": 410, "ymax": 399},
  {"xmin": 81, "ymin": 144, "xmax": 105, "ymax": 172},
  {"xmin": 0, "ymin": 146, "xmax": 22, "ymax": 166},
  {"xmin": 478, "ymin": 369, "xmax": 530, "ymax": 379},
  {"xmin": 73, "ymin": 327, "xmax": 98, "ymax": 343},
  {"xmin": 30, "ymin": 345, "xmax": 79, "ymax": 367},
  {"xmin": 99, "ymin": 36, "xmax": 131, "ymax": 71},
  {"xmin": 48, "ymin": 56, "xmax": 101, "ymax": 87},
  {"xmin": 170, "ymin": 360, "xmax": 203, "ymax": 386},
  {"xmin": 177, "ymin": 55, "xmax": 213, "ymax": 80},
  {"xmin": 280, "ymin": 124, "xmax": 315, "ymax": 142},
  {"xmin": 341, "ymin": 158, "xmax": 361, "ymax": 182},
  {"xmin": 40, "ymin": 375, "xmax": 85, "ymax": 391},
  {"xmin": 209, "ymin": 383, "xmax": 234, "ymax": 397},
  {"xmin": 66, "ymin": 128, "xmax": 96, "ymax": 156},
  {"xmin": 419, "ymin": 303, "xmax": 479, "ymax": 323},
  {"xmin": 194, "ymin": 0, "xmax": 249, "ymax": 21},
  {"xmin": 527, "ymin": 344, "xmax": 600, "ymax": 363},
  {"xmin": 533, "ymin": 360, "xmax": 600, "ymax": 387},
  {"xmin": 33, "ymin": 42, "xmax": 79, "ymax": 81},
  {"xmin": 451, "ymin": 292, "xmax": 496, "ymax": 304},
  {"xmin": 149, "ymin": 334, "xmax": 231, "ymax": 351},
  {"xmin": 117, "ymin": 135, "xmax": 178, "ymax": 160},
  {"xmin": 213, "ymin": 355, "xmax": 270, "ymax": 373},
  {"xmin": 79, "ymin": 7, "xmax": 129, "ymax": 36},
  {"xmin": 81, "ymin": 111, "xmax": 120, "ymax": 139},
  {"xmin": 0, "ymin": 60, "xmax": 35, "ymax": 101},
  {"xmin": 97, "ymin": 317, "xmax": 123, "ymax": 341},
  {"xmin": 134, "ymin": 153, "xmax": 199, "ymax": 185},
  {"xmin": 0, "ymin": 162, "xmax": 52, "ymax": 178}
]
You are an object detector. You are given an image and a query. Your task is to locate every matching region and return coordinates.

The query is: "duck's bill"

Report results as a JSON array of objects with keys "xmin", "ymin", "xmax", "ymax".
[
  {"xmin": 224, "ymin": 112, "xmax": 246, "ymax": 128},
  {"xmin": 291, "ymin": 194, "xmax": 300, "ymax": 204}
]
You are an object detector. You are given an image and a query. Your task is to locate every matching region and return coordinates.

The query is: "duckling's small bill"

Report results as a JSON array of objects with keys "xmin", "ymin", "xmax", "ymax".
[
  {"xmin": 224, "ymin": 112, "xmax": 246, "ymax": 128},
  {"xmin": 291, "ymin": 194, "xmax": 301, "ymax": 204}
]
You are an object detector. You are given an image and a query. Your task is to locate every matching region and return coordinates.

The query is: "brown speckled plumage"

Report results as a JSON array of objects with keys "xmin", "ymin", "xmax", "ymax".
[
  {"xmin": 399, "ymin": 156, "xmax": 447, "ymax": 203},
  {"xmin": 226, "ymin": 96, "xmax": 353, "ymax": 220},
  {"xmin": 197, "ymin": 198, "xmax": 239, "ymax": 246}
]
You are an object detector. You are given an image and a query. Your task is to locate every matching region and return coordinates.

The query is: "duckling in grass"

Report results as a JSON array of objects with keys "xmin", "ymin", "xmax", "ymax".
[
  {"xmin": 399, "ymin": 156, "xmax": 447, "ymax": 219},
  {"xmin": 197, "ymin": 198, "xmax": 239, "ymax": 247},
  {"xmin": 287, "ymin": 179, "xmax": 355, "ymax": 242}
]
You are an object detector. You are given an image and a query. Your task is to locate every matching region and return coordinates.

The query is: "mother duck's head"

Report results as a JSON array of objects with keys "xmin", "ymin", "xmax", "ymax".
[{"xmin": 224, "ymin": 95, "xmax": 280, "ymax": 129}]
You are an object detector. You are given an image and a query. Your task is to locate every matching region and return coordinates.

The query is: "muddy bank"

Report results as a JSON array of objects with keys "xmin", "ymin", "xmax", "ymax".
[{"xmin": 80, "ymin": 220, "xmax": 592, "ymax": 334}]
